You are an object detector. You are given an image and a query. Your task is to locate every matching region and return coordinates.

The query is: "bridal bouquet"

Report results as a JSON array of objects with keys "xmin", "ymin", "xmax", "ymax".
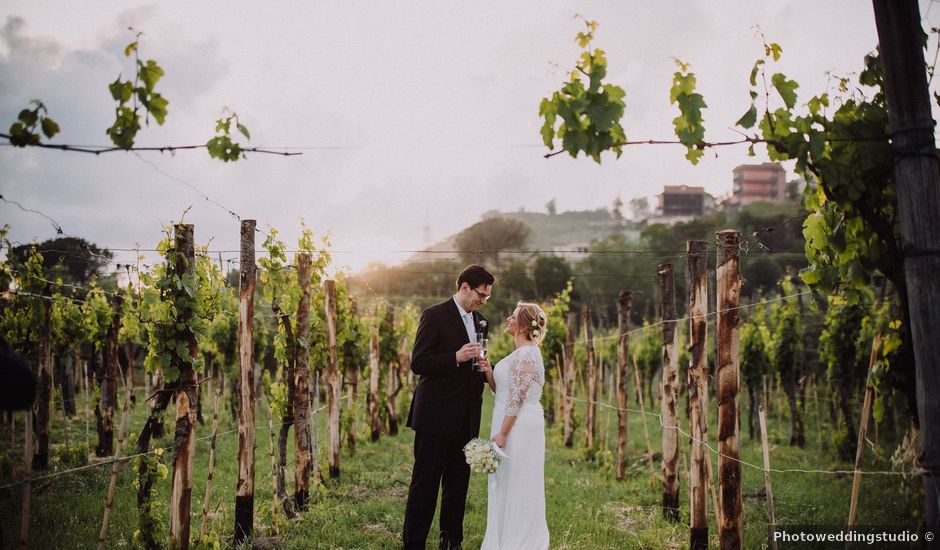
[{"xmin": 463, "ymin": 437, "xmax": 506, "ymax": 474}]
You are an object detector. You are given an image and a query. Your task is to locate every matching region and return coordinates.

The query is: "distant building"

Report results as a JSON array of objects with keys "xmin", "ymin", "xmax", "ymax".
[
  {"xmin": 648, "ymin": 185, "xmax": 715, "ymax": 225},
  {"xmin": 727, "ymin": 163, "xmax": 787, "ymax": 208}
]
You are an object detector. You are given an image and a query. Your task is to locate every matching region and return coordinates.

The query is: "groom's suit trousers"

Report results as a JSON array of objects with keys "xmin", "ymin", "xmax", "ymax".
[{"xmin": 403, "ymin": 431, "xmax": 471, "ymax": 549}]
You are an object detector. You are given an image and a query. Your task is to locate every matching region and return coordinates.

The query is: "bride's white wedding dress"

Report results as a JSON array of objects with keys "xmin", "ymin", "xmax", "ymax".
[{"xmin": 481, "ymin": 344, "xmax": 550, "ymax": 550}]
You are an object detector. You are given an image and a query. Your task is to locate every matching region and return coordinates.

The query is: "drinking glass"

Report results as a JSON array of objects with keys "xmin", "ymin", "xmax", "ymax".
[{"xmin": 473, "ymin": 332, "xmax": 484, "ymax": 369}]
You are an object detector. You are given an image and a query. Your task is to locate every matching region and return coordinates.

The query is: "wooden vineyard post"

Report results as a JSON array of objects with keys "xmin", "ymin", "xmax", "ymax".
[
  {"xmin": 383, "ymin": 307, "xmax": 401, "ymax": 435},
  {"xmin": 369, "ymin": 320, "xmax": 381, "ymax": 442},
  {"xmin": 848, "ymin": 334, "xmax": 882, "ymax": 527},
  {"xmin": 811, "ymin": 375, "xmax": 823, "ymax": 448},
  {"xmin": 324, "ymin": 279, "xmax": 342, "ymax": 478},
  {"xmin": 20, "ymin": 412, "xmax": 32, "ymax": 549},
  {"xmin": 616, "ymin": 291, "xmax": 631, "ymax": 480},
  {"xmin": 346, "ymin": 298, "xmax": 360, "ymax": 456},
  {"xmin": 168, "ymin": 224, "xmax": 200, "ymax": 550},
  {"xmin": 602, "ymin": 358, "xmax": 612, "ymax": 453},
  {"xmin": 716, "ymin": 230, "xmax": 743, "ymax": 549},
  {"xmin": 94, "ymin": 295, "xmax": 121, "ymax": 458},
  {"xmin": 562, "ymin": 312, "xmax": 577, "ymax": 447},
  {"xmin": 687, "ymin": 240, "xmax": 709, "ymax": 549},
  {"xmin": 632, "ymin": 356, "xmax": 656, "ymax": 476},
  {"xmin": 199, "ymin": 386, "xmax": 222, "ymax": 541},
  {"xmin": 33, "ymin": 297, "xmax": 52, "ymax": 470},
  {"xmin": 293, "ymin": 253, "xmax": 313, "ymax": 510},
  {"xmin": 872, "ymin": 0, "xmax": 940, "ymax": 527},
  {"xmin": 98, "ymin": 387, "xmax": 133, "ymax": 550},
  {"xmin": 234, "ymin": 219, "xmax": 256, "ymax": 545},
  {"xmin": 267, "ymin": 406, "xmax": 280, "ymax": 536},
  {"xmin": 758, "ymin": 406, "xmax": 778, "ymax": 550},
  {"xmin": 398, "ymin": 335, "xmax": 412, "ymax": 426},
  {"xmin": 659, "ymin": 264, "xmax": 680, "ymax": 522},
  {"xmin": 582, "ymin": 306, "xmax": 597, "ymax": 452},
  {"xmin": 312, "ymin": 370, "xmax": 321, "ymax": 476}
]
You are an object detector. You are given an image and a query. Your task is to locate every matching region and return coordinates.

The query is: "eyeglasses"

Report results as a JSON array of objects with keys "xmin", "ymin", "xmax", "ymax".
[{"xmin": 471, "ymin": 288, "xmax": 491, "ymax": 301}]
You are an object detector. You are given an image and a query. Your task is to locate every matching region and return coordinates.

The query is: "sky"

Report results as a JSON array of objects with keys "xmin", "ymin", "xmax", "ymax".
[{"xmin": 0, "ymin": 1, "xmax": 929, "ymax": 273}]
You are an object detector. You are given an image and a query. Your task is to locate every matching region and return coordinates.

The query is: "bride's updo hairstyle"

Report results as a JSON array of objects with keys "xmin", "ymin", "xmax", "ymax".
[{"xmin": 516, "ymin": 302, "xmax": 547, "ymax": 344}]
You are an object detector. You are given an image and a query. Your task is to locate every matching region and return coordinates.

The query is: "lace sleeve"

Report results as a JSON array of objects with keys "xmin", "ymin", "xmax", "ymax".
[{"xmin": 505, "ymin": 351, "xmax": 537, "ymax": 417}]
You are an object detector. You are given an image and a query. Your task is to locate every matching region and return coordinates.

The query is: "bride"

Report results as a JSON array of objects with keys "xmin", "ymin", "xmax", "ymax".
[{"xmin": 477, "ymin": 302, "xmax": 550, "ymax": 550}]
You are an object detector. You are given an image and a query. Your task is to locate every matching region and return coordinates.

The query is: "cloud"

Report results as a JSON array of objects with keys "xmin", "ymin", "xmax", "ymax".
[{"xmin": 0, "ymin": 16, "xmax": 62, "ymax": 69}]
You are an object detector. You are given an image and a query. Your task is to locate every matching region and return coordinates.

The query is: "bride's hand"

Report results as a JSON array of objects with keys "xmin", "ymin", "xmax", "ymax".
[
  {"xmin": 477, "ymin": 356, "xmax": 492, "ymax": 376},
  {"xmin": 491, "ymin": 433, "xmax": 507, "ymax": 448}
]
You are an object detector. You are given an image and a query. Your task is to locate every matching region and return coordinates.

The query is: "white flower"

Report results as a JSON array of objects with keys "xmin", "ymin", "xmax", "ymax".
[
  {"xmin": 480, "ymin": 320, "xmax": 487, "ymax": 328},
  {"xmin": 463, "ymin": 437, "xmax": 503, "ymax": 474},
  {"xmin": 539, "ymin": 311, "xmax": 547, "ymax": 320},
  {"xmin": 531, "ymin": 320, "xmax": 537, "ymax": 327},
  {"xmin": 532, "ymin": 329, "xmax": 540, "ymax": 338}
]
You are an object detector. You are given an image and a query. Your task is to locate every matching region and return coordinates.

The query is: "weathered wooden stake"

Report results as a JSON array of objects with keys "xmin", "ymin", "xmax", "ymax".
[
  {"xmin": 98, "ymin": 387, "xmax": 132, "ymax": 550},
  {"xmin": 234, "ymin": 219, "xmax": 256, "ymax": 545},
  {"xmin": 383, "ymin": 307, "xmax": 401, "ymax": 435},
  {"xmin": 369, "ymin": 320, "xmax": 381, "ymax": 442},
  {"xmin": 758, "ymin": 405, "xmax": 778, "ymax": 550},
  {"xmin": 94, "ymin": 295, "xmax": 121, "ymax": 458},
  {"xmin": 601, "ymin": 358, "xmax": 612, "ymax": 453},
  {"xmin": 267, "ymin": 406, "xmax": 280, "ymax": 536},
  {"xmin": 398, "ymin": 335, "xmax": 412, "ymax": 427},
  {"xmin": 20, "ymin": 412, "xmax": 32, "ymax": 549},
  {"xmin": 168, "ymin": 223, "xmax": 198, "ymax": 550},
  {"xmin": 312, "ymin": 369, "xmax": 321, "ymax": 478},
  {"xmin": 811, "ymin": 374, "xmax": 823, "ymax": 449},
  {"xmin": 704, "ymin": 444, "xmax": 721, "ymax": 532},
  {"xmin": 583, "ymin": 306, "xmax": 597, "ymax": 451},
  {"xmin": 562, "ymin": 312, "xmax": 577, "ymax": 447},
  {"xmin": 659, "ymin": 264, "xmax": 680, "ymax": 522},
  {"xmin": 33, "ymin": 297, "xmax": 52, "ymax": 470},
  {"xmin": 616, "ymin": 291, "xmax": 631, "ymax": 480},
  {"xmin": 83, "ymin": 360, "xmax": 91, "ymax": 447},
  {"xmin": 872, "ymin": 0, "xmax": 940, "ymax": 526},
  {"xmin": 687, "ymin": 240, "xmax": 709, "ymax": 549},
  {"xmin": 632, "ymin": 356, "xmax": 656, "ymax": 477},
  {"xmin": 716, "ymin": 230, "xmax": 743, "ymax": 549},
  {"xmin": 324, "ymin": 279, "xmax": 341, "ymax": 478},
  {"xmin": 346, "ymin": 299, "xmax": 361, "ymax": 456},
  {"xmin": 848, "ymin": 334, "xmax": 882, "ymax": 527},
  {"xmin": 199, "ymin": 385, "xmax": 222, "ymax": 541},
  {"xmin": 293, "ymin": 253, "xmax": 313, "ymax": 510}
]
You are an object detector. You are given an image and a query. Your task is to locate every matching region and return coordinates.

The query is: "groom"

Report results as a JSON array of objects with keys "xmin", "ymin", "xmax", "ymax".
[{"xmin": 403, "ymin": 264, "xmax": 494, "ymax": 550}]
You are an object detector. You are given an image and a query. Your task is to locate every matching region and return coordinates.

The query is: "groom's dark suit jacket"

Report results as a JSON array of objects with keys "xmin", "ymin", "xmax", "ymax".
[{"xmin": 406, "ymin": 298, "xmax": 487, "ymax": 441}]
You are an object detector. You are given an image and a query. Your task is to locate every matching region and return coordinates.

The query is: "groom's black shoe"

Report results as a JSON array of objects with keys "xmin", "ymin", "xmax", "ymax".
[{"xmin": 438, "ymin": 531, "xmax": 462, "ymax": 550}]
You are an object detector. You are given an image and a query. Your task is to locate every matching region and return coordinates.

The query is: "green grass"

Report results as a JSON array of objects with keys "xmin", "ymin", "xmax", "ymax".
[{"xmin": 0, "ymin": 380, "xmax": 921, "ymax": 549}]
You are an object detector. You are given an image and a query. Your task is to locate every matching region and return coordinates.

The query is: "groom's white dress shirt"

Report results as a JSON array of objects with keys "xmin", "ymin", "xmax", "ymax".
[{"xmin": 453, "ymin": 297, "xmax": 476, "ymax": 344}]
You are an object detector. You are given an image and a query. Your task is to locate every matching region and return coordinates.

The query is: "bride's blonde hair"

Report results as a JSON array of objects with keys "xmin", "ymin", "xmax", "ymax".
[{"xmin": 516, "ymin": 302, "xmax": 547, "ymax": 344}]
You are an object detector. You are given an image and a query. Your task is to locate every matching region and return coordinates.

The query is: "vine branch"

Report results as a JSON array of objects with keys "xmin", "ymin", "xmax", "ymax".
[{"xmin": 0, "ymin": 134, "xmax": 302, "ymax": 157}]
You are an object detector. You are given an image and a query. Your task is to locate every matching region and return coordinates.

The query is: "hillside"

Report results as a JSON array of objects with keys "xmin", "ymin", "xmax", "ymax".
[{"xmin": 412, "ymin": 208, "xmax": 641, "ymax": 262}]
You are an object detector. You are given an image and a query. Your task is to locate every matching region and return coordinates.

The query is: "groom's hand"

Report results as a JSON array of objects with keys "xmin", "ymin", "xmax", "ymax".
[{"xmin": 455, "ymin": 342, "xmax": 481, "ymax": 364}]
